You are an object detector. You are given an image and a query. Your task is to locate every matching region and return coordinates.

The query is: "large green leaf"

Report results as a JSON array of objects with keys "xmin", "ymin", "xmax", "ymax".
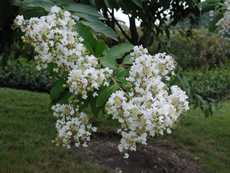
[
  {"xmin": 96, "ymin": 84, "xmax": 119, "ymax": 107},
  {"xmin": 122, "ymin": 54, "xmax": 133, "ymax": 65},
  {"xmin": 76, "ymin": 23, "xmax": 108, "ymax": 56},
  {"xmin": 115, "ymin": 67, "xmax": 129, "ymax": 82},
  {"xmin": 95, "ymin": 39, "xmax": 108, "ymax": 57},
  {"xmin": 103, "ymin": 42, "xmax": 133, "ymax": 60},
  {"xmin": 81, "ymin": 20, "xmax": 117, "ymax": 40},
  {"xmin": 15, "ymin": 0, "xmax": 55, "ymax": 11},
  {"xmin": 98, "ymin": 55, "xmax": 117, "ymax": 69},
  {"xmin": 98, "ymin": 43, "xmax": 133, "ymax": 69},
  {"xmin": 63, "ymin": 2, "xmax": 101, "ymax": 17},
  {"xmin": 59, "ymin": 1, "xmax": 117, "ymax": 40},
  {"xmin": 73, "ymin": 10, "xmax": 115, "ymax": 39},
  {"xmin": 50, "ymin": 79, "xmax": 70, "ymax": 104},
  {"xmin": 131, "ymin": 0, "xmax": 143, "ymax": 8},
  {"xmin": 75, "ymin": 23, "xmax": 98, "ymax": 54}
]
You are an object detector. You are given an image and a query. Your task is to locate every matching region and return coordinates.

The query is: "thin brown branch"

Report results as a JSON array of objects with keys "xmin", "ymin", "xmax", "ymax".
[{"xmin": 107, "ymin": 10, "xmax": 132, "ymax": 43}]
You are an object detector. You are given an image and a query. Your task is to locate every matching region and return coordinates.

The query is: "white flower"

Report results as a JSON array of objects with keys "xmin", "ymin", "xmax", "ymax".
[
  {"xmin": 14, "ymin": 7, "xmax": 88, "ymax": 70},
  {"xmin": 52, "ymin": 104, "xmax": 96, "ymax": 148},
  {"xmin": 50, "ymin": 6, "xmax": 61, "ymax": 14},
  {"xmin": 14, "ymin": 15, "xmax": 25, "ymax": 27},
  {"xmin": 15, "ymin": 7, "xmax": 113, "ymax": 100},
  {"xmin": 106, "ymin": 46, "xmax": 189, "ymax": 158}
]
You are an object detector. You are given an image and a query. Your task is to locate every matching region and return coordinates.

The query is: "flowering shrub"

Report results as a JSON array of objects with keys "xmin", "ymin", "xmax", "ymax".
[{"xmin": 14, "ymin": 6, "xmax": 189, "ymax": 158}]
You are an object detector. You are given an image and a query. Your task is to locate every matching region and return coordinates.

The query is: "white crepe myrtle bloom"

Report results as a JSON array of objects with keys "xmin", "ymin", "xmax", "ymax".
[
  {"xmin": 67, "ymin": 55, "xmax": 113, "ymax": 99},
  {"xmin": 52, "ymin": 104, "xmax": 97, "ymax": 148},
  {"xmin": 14, "ymin": 6, "xmax": 88, "ymax": 70},
  {"xmin": 14, "ymin": 6, "xmax": 112, "ymax": 148},
  {"xmin": 14, "ymin": 15, "xmax": 25, "ymax": 27},
  {"xmin": 106, "ymin": 46, "xmax": 189, "ymax": 158},
  {"xmin": 14, "ymin": 6, "xmax": 113, "ymax": 99}
]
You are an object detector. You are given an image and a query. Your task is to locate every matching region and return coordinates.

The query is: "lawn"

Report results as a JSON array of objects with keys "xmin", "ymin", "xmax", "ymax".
[{"xmin": 0, "ymin": 88, "xmax": 229, "ymax": 173}]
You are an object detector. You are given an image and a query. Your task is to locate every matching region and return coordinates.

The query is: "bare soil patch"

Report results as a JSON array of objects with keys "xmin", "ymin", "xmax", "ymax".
[{"xmin": 74, "ymin": 134, "xmax": 202, "ymax": 173}]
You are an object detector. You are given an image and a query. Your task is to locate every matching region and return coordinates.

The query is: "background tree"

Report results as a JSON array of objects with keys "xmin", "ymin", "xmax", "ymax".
[
  {"xmin": 14, "ymin": 0, "xmax": 201, "ymax": 47},
  {"xmin": 0, "ymin": 0, "xmax": 18, "ymax": 54},
  {"xmin": 199, "ymin": 0, "xmax": 224, "ymax": 31},
  {"xmin": 82, "ymin": 0, "xmax": 201, "ymax": 47}
]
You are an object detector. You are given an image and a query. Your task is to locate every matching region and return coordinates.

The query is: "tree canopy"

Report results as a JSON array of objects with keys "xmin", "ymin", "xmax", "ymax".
[{"xmin": 12, "ymin": 0, "xmax": 201, "ymax": 47}]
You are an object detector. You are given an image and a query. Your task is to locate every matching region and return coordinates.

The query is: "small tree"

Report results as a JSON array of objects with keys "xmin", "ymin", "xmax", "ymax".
[{"xmin": 15, "ymin": 6, "xmax": 189, "ymax": 158}]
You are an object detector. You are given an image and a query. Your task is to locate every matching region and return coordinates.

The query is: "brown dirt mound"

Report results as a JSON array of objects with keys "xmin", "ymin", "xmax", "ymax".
[{"xmin": 74, "ymin": 135, "xmax": 202, "ymax": 173}]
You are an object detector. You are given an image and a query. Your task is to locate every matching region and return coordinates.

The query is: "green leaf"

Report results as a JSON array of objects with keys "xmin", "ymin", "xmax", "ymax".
[
  {"xmin": 98, "ymin": 43, "xmax": 133, "ymax": 69},
  {"xmin": 104, "ymin": 0, "xmax": 115, "ymax": 8},
  {"xmin": 115, "ymin": 67, "xmax": 129, "ymax": 82},
  {"xmin": 122, "ymin": 54, "xmax": 133, "ymax": 65},
  {"xmin": 81, "ymin": 20, "xmax": 117, "ymax": 41},
  {"xmin": 72, "ymin": 8, "xmax": 117, "ymax": 40},
  {"xmin": 96, "ymin": 84, "xmax": 120, "ymax": 107},
  {"xmin": 50, "ymin": 79, "xmax": 69, "ymax": 104},
  {"xmin": 131, "ymin": 0, "xmax": 143, "ymax": 8},
  {"xmin": 98, "ymin": 56, "xmax": 117, "ymax": 69},
  {"xmin": 103, "ymin": 42, "xmax": 133, "ymax": 60},
  {"xmin": 76, "ymin": 23, "xmax": 108, "ymax": 56},
  {"xmin": 63, "ymin": 2, "xmax": 101, "ymax": 17},
  {"xmin": 17, "ymin": 0, "xmax": 55, "ymax": 12},
  {"xmin": 95, "ymin": 39, "xmax": 108, "ymax": 57},
  {"xmin": 72, "ymin": 11, "xmax": 117, "ymax": 40},
  {"xmin": 75, "ymin": 23, "xmax": 98, "ymax": 54},
  {"xmin": 73, "ymin": 11, "xmax": 105, "ymax": 21}
]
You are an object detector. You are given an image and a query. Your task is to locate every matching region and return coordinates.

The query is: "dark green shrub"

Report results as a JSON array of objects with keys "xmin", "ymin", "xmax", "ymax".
[
  {"xmin": 184, "ymin": 65, "xmax": 230, "ymax": 100},
  {"xmin": 0, "ymin": 58, "xmax": 51, "ymax": 91},
  {"xmin": 176, "ymin": 65, "xmax": 230, "ymax": 115},
  {"xmin": 154, "ymin": 29, "xmax": 230, "ymax": 69}
]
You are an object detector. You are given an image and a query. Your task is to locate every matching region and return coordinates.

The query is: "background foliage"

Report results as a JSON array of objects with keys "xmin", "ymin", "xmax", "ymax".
[{"xmin": 0, "ymin": 0, "xmax": 229, "ymax": 116}]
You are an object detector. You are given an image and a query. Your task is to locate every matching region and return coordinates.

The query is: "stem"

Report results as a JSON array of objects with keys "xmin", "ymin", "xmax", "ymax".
[
  {"xmin": 129, "ymin": 15, "xmax": 139, "ymax": 44},
  {"xmin": 107, "ymin": 10, "xmax": 132, "ymax": 43}
]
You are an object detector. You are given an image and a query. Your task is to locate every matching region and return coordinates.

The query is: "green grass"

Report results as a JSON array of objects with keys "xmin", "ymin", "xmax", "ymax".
[
  {"xmin": 0, "ymin": 88, "xmax": 230, "ymax": 173},
  {"xmin": 171, "ymin": 103, "xmax": 230, "ymax": 173},
  {"xmin": 0, "ymin": 88, "xmax": 109, "ymax": 173}
]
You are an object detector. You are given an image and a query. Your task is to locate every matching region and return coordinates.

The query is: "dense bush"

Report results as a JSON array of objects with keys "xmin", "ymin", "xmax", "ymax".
[
  {"xmin": 0, "ymin": 58, "xmax": 51, "ymax": 91},
  {"xmin": 184, "ymin": 65, "xmax": 230, "ymax": 100},
  {"xmin": 153, "ymin": 29, "xmax": 230, "ymax": 69},
  {"xmin": 176, "ymin": 65, "xmax": 230, "ymax": 115}
]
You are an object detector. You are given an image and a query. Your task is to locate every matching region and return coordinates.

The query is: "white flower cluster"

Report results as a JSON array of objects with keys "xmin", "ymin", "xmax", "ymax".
[
  {"xmin": 217, "ymin": 0, "xmax": 230, "ymax": 38},
  {"xmin": 15, "ymin": 6, "xmax": 85, "ymax": 70},
  {"xmin": 52, "ymin": 104, "xmax": 97, "ymax": 148},
  {"xmin": 67, "ymin": 55, "xmax": 112, "ymax": 99},
  {"xmin": 15, "ymin": 6, "xmax": 112, "ymax": 148},
  {"xmin": 106, "ymin": 46, "xmax": 189, "ymax": 158},
  {"xmin": 14, "ymin": 6, "xmax": 112, "ymax": 98}
]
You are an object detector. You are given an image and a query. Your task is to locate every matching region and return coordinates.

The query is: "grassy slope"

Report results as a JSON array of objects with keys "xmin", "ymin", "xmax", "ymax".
[{"xmin": 0, "ymin": 88, "xmax": 229, "ymax": 173}]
